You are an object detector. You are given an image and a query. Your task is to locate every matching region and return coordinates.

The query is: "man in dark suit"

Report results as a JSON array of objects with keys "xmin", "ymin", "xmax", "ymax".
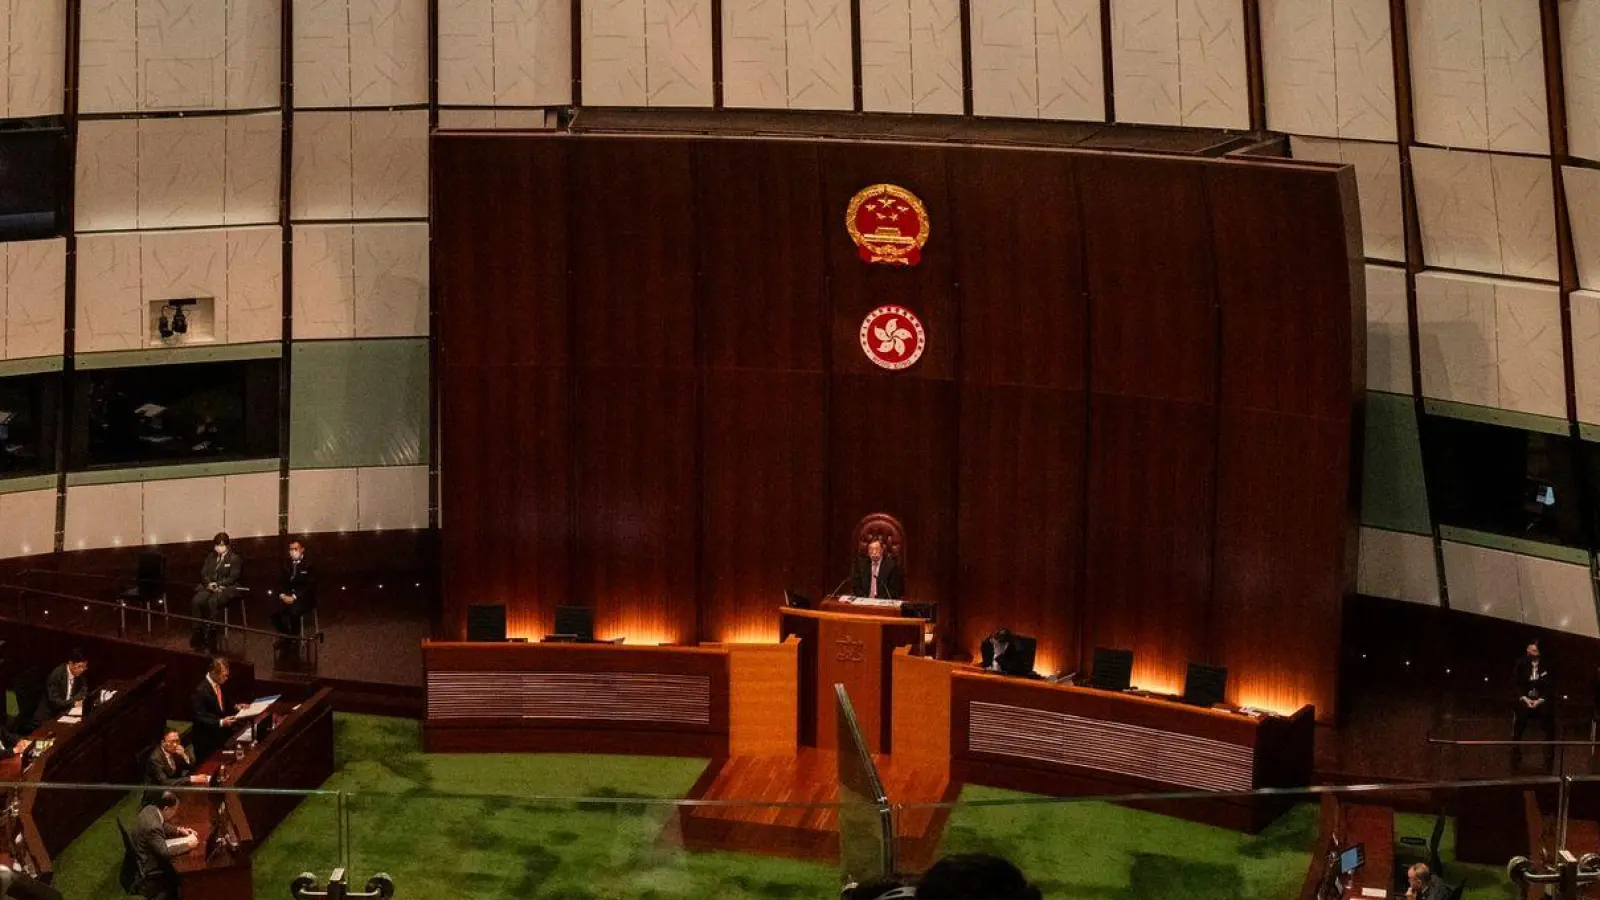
[
  {"xmin": 190, "ymin": 532, "xmax": 243, "ymax": 651},
  {"xmin": 1406, "ymin": 864, "xmax": 1443, "ymax": 900},
  {"xmin": 1513, "ymin": 639, "xmax": 1556, "ymax": 769},
  {"xmin": 980, "ymin": 629, "xmax": 1032, "ymax": 677},
  {"xmin": 145, "ymin": 728, "xmax": 206, "ymax": 795},
  {"xmin": 269, "ymin": 539, "xmax": 315, "ymax": 646},
  {"xmin": 33, "ymin": 649, "xmax": 88, "ymax": 725},
  {"xmin": 189, "ymin": 658, "xmax": 243, "ymax": 761},
  {"xmin": 132, "ymin": 791, "xmax": 197, "ymax": 900},
  {"xmin": 850, "ymin": 538, "xmax": 904, "ymax": 600}
]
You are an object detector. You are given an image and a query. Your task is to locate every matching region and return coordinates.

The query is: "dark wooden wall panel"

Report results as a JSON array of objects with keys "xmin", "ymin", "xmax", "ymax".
[
  {"xmin": 440, "ymin": 365, "xmax": 570, "ymax": 639},
  {"xmin": 696, "ymin": 141, "xmax": 828, "ymax": 373},
  {"xmin": 829, "ymin": 375, "xmax": 956, "ymax": 605},
  {"xmin": 949, "ymin": 149, "xmax": 1086, "ymax": 390},
  {"xmin": 1210, "ymin": 407, "xmax": 1350, "ymax": 717},
  {"xmin": 820, "ymin": 144, "xmax": 954, "ymax": 381},
  {"xmin": 955, "ymin": 385, "xmax": 1085, "ymax": 674},
  {"xmin": 569, "ymin": 139, "xmax": 697, "ymax": 369},
  {"xmin": 1080, "ymin": 156, "xmax": 1216, "ymax": 403},
  {"xmin": 433, "ymin": 137, "xmax": 568, "ymax": 367},
  {"xmin": 700, "ymin": 370, "xmax": 828, "ymax": 641},
  {"xmin": 1082, "ymin": 394, "xmax": 1216, "ymax": 694},
  {"xmin": 1209, "ymin": 164, "xmax": 1360, "ymax": 419},
  {"xmin": 573, "ymin": 368, "xmax": 698, "ymax": 643}
]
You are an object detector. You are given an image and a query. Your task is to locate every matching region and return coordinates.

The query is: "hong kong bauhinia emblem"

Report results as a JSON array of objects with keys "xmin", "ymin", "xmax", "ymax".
[
  {"xmin": 846, "ymin": 184, "xmax": 929, "ymax": 266},
  {"xmin": 860, "ymin": 305, "xmax": 926, "ymax": 371}
]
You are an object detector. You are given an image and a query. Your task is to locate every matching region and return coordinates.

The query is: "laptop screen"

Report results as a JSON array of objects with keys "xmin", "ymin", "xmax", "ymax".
[{"xmin": 1338, "ymin": 844, "xmax": 1364, "ymax": 875}]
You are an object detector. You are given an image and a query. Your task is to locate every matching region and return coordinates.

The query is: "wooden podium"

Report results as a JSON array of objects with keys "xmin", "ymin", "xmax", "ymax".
[{"xmin": 778, "ymin": 606, "xmax": 922, "ymax": 753}]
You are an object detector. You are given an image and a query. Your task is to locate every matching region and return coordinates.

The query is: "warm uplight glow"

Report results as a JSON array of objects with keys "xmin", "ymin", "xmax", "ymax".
[
  {"xmin": 716, "ymin": 624, "xmax": 780, "ymax": 645},
  {"xmin": 597, "ymin": 628, "xmax": 682, "ymax": 646},
  {"xmin": 1031, "ymin": 650, "xmax": 1060, "ymax": 677},
  {"xmin": 1233, "ymin": 693, "xmax": 1305, "ymax": 717}
]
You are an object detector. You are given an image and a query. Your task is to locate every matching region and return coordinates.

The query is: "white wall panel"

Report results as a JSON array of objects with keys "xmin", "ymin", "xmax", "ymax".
[
  {"xmin": 293, "ymin": 223, "xmax": 428, "ymax": 339},
  {"xmin": 65, "ymin": 482, "xmax": 144, "ymax": 551},
  {"xmin": 79, "ymin": 0, "xmax": 278, "ymax": 113},
  {"xmin": 786, "ymin": 0, "xmax": 853, "ymax": 109},
  {"xmin": 78, "ymin": 0, "xmax": 138, "ymax": 113},
  {"xmin": 1357, "ymin": 527, "xmax": 1440, "ymax": 607},
  {"xmin": 583, "ymin": 0, "xmax": 650, "ymax": 106},
  {"xmin": 1331, "ymin": 0, "xmax": 1396, "ymax": 141},
  {"xmin": 969, "ymin": 0, "xmax": 1037, "ymax": 117},
  {"xmin": 142, "ymin": 476, "xmax": 226, "ymax": 545},
  {"xmin": 860, "ymin": 0, "xmax": 963, "ymax": 115},
  {"xmin": 1412, "ymin": 147, "xmax": 1557, "ymax": 280},
  {"xmin": 222, "ymin": 472, "xmax": 280, "ymax": 539},
  {"xmin": 1289, "ymin": 137, "xmax": 1403, "ymax": 262},
  {"xmin": 1416, "ymin": 272, "xmax": 1565, "ymax": 419},
  {"xmin": 1260, "ymin": 0, "xmax": 1336, "ymax": 136},
  {"xmin": 1518, "ymin": 553, "xmax": 1600, "ymax": 637},
  {"xmin": 1364, "ymin": 264, "xmax": 1411, "ymax": 395},
  {"xmin": 294, "ymin": 0, "xmax": 352, "ymax": 106},
  {"xmin": 76, "ymin": 115, "xmax": 281, "ymax": 232},
  {"xmin": 356, "ymin": 465, "xmax": 428, "ymax": 531},
  {"xmin": 1573, "ymin": 290, "xmax": 1600, "ymax": 427},
  {"xmin": 1408, "ymin": 0, "xmax": 1547, "ymax": 153},
  {"xmin": 438, "ymin": 0, "xmax": 494, "ymax": 104},
  {"xmin": 296, "ymin": 0, "xmax": 428, "ymax": 107},
  {"xmin": 1111, "ymin": 0, "xmax": 1181, "ymax": 126},
  {"xmin": 288, "ymin": 468, "xmax": 360, "ymax": 534},
  {"xmin": 1175, "ymin": 0, "xmax": 1247, "ymax": 129},
  {"xmin": 292, "ymin": 111, "xmax": 427, "ymax": 220},
  {"xmin": 1440, "ymin": 541, "xmax": 1598, "ymax": 638},
  {"xmin": 643, "ymin": 0, "xmax": 714, "ymax": 106},
  {"xmin": 74, "ymin": 227, "xmax": 284, "ymax": 354},
  {"xmin": 3, "ymin": 0, "xmax": 67, "ymax": 118},
  {"xmin": 493, "ymin": 0, "xmax": 574, "ymax": 105},
  {"xmin": 3, "ymin": 239, "xmax": 67, "ymax": 362},
  {"xmin": 722, "ymin": 0, "xmax": 787, "ymax": 107},
  {"xmin": 1439, "ymin": 540, "xmax": 1524, "ymax": 624},
  {"xmin": 1564, "ymin": 0, "xmax": 1600, "ymax": 162},
  {"xmin": 1567, "ymin": 166, "xmax": 1600, "ymax": 292},
  {"xmin": 1035, "ymin": 0, "xmax": 1105, "ymax": 121},
  {"xmin": 227, "ymin": 0, "xmax": 282, "ymax": 108},
  {"xmin": 0, "ymin": 489, "xmax": 56, "ymax": 560}
]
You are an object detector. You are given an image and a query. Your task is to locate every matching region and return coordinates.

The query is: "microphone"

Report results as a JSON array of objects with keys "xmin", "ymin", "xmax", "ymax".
[{"xmin": 827, "ymin": 572, "xmax": 852, "ymax": 599}]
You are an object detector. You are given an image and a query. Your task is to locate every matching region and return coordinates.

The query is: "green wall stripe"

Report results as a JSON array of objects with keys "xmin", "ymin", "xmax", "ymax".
[
  {"xmin": 75, "ymin": 342, "xmax": 282, "ymax": 371},
  {"xmin": 0, "ymin": 475, "xmax": 61, "ymax": 495},
  {"xmin": 1360, "ymin": 390, "xmax": 1433, "ymax": 535},
  {"xmin": 65, "ymin": 457, "xmax": 281, "ymax": 487},
  {"xmin": 1438, "ymin": 525, "xmax": 1594, "ymax": 566},
  {"xmin": 288, "ymin": 339, "xmax": 430, "ymax": 469},
  {"xmin": 0, "ymin": 356, "xmax": 65, "ymax": 378},
  {"xmin": 1422, "ymin": 398, "xmax": 1571, "ymax": 437}
]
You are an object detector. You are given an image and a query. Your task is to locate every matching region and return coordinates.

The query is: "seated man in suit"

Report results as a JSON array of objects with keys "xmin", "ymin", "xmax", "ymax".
[
  {"xmin": 189, "ymin": 532, "xmax": 243, "ymax": 651},
  {"xmin": 132, "ymin": 791, "xmax": 197, "ymax": 900},
  {"xmin": 33, "ymin": 648, "xmax": 88, "ymax": 725},
  {"xmin": 850, "ymin": 538, "xmax": 904, "ymax": 601},
  {"xmin": 145, "ymin": 729, "xmax": 208, "ymax": 800},
  {"xmin": 189, "ymin": 658, "xmax": 244, "ymax": 761},
  {"xmin": 1405, "ymin": 864, "xmax": 1442, "ymax": 900},
  {"xmin": 269, "ymin": 538, "xmax": 315, "ymax": 647},
  {"xmin": 980, "ymin": 629, "xmax": 1033, "ymax": 677}
]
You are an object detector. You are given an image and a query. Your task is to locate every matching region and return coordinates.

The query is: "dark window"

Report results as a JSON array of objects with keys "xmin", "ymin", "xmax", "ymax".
[
  {"xmin": 0, "ymin": 373, "xmax": 58, "ymax": 477},
  {"xmin": 0, "ymin": 120, "xmax": 65, "ymax": 241},
  {"xmin": 71, "ymin": 360, "xmax": 279, "ymax": 469},
  {"xmin": 1420, "ymin": 414, "xmax": 1585, "ymax": 549}
]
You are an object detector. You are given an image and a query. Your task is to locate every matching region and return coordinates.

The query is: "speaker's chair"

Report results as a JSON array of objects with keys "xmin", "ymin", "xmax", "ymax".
[{"xmin": 852, "ymin": 512, "xmax": 907, "ymax": 575}]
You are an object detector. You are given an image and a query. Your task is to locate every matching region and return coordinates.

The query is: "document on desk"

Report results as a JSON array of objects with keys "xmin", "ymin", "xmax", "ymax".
[
  {"xmin": 165, "ymin": 834, "xmax": 200, "ymax": 854},
  {"xmin": 1360, "ymin": 889, "xmax": 1387, "ymax": 897},
  {"xmin": 236, "ymin": 695, "xmax": 281, "ymax": 718},
  {"xmin": 57, "ymin": 715, "xmax": 82, "ymax": 725}
]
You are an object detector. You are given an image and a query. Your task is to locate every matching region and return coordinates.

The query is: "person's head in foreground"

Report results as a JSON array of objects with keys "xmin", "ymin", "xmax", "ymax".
[{"xmin": 917, "ymin": 854, "xmax": 1041, "ymax": 900}]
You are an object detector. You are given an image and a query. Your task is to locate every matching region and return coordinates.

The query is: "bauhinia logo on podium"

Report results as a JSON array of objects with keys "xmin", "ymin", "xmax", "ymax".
[{"xmin": 835, "ymin": 634, "xmax": 866, "ymax": 663}]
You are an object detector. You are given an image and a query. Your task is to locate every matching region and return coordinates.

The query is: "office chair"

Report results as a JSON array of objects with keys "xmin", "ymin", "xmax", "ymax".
[
  {"xmin": 117, "ymin": 552, "xmax": 167, "ymax": 633},
  {"xmin": 220, "ymin": 587, "xmax": 251, "ymax": 638},
  {"xmin": 115, "ymin": 818, "xmax": 139, "ymax": 894},
  {"xmin": 1395, "ymin": 811, "xmax": 1446, "ymax": 878}
]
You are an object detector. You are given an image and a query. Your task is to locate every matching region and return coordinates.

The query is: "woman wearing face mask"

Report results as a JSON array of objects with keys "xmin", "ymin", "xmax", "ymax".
[
  {"xmin": 190, "ymin": 532, "xmax": 242, "ymax": 651},
  {"xmin": 270, "ymin": 539, "xmax": 316, "ymax": 650}
]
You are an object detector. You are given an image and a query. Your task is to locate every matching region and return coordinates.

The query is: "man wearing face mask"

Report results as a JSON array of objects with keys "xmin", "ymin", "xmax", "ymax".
[
  {"xmin": 190, "ymin": 532, "xmax": 243, "ymax": 651},
  {"xmin": 270, "ymin": 539, "xmax": 315, "ymax": 649}
]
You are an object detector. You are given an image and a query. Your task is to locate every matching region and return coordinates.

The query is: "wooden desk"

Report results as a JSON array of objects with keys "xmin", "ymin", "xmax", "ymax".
[
  {"xmin": 1341, "ymin": 804, "xmax": 1395, "ymax": 900},
  {"xmin": 423, "ymin": 641, "xmax": 731, "ymax": 756},
  {"xmin": 0, "ymin": 667, "xmax": 167, "ymax": 881},
  {"xmin": 169, "ymin": 688, "xmax": 336, "ymax": 900},
  {"xmin": 950, "ymin": 668, "xmax": 1314, "ymax": 831},
  {"xmin": 778, "ymin": 608, "xmax": 923, "ymax": 753}
]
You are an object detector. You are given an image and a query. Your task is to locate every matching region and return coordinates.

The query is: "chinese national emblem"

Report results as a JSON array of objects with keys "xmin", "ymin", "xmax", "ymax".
[
  {"xmin": 860, "ymin": 305, "xmax": 926, "ymax": 371},
  {"xmin": 846, "ymin": 184, "xmax": 929, "ymax": 266}
]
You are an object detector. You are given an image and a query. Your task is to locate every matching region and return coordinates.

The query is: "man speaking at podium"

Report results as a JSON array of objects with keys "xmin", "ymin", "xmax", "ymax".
[{"xmin": 850, "ymin": 538, "xmax": 904, "ymax": 601}]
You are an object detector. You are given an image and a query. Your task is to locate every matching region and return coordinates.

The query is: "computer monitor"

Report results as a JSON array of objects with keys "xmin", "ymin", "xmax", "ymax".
[
  {"xmin": 1337, "ymin": 844, "xmax": 1365, "ymax": 875},
  {"xmin": 466, "ymin": 604, "xmax": 507, "ymax": 642},
  {"xmin": 1183, "ymin": 663, "xmax": 1228, "ymax": 707},
  {"xmin": 1090, "ymin": 647, "xmax": 1134, "ymax": 691},
  {"xmin": 784, "ymin": 590, "xmax": 813, "ymax": 610},
  {"xmin": 553, "ymin": 605, "xmax": 595, "ymax": 643}
]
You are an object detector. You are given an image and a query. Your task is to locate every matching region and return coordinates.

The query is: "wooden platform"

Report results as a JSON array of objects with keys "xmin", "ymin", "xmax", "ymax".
[{"xmin": 677, "ymin": 749, "xmax": 956, "ymax": 868}]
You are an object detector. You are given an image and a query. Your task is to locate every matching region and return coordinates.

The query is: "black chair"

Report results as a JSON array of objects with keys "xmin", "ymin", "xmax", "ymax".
[
  {"xmin": 10, "ymin": 667, "xmax": 43, "ymax": 733},
  {"xmin": 118, "ymin": 552, "xmax": 168, "ymax": 633},
  {"xmin": 115, "ymin": 818, "xmax": 139, "ymax": 894},
  {"xmin": 1395, "ymin": 812, "xmax": 1446, "ymax": 878}
]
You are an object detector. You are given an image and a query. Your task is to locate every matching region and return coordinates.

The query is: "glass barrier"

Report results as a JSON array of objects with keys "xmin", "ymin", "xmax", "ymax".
[
  {"xmin": 836, "ymin": 684, "xmax": 895, "ymax": 888},
  {"xmin": 6, "ymin": 781, "xmax": 340, "ymax": 899},
  {"xmin": 893, "ymin": 779, "xmax": 1570, "ymax": 900}
]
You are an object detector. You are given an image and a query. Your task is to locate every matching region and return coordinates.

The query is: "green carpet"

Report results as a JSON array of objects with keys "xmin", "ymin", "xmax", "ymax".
[{"xmin": 46, "ymin": 713, "xmax": 1520, "ymax": 900}]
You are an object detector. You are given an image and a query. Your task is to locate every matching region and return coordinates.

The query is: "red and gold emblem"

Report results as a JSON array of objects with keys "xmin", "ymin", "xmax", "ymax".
[
  {"xmin": 860, "ymin": 305, "xmax": 926, "ymax": 370},
  {"xmin": 846, "ymin": 184, "xmax": 929, "ymax": 266}
]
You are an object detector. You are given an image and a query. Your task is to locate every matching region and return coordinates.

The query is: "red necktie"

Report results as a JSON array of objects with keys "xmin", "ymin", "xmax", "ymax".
[
  {"xmin": 214, "ymin": 683, "xmax": 223, "ymax": 713},
  {"xmin": 870, "ymin": 563, "xmax": 879, "ymax": 599}
]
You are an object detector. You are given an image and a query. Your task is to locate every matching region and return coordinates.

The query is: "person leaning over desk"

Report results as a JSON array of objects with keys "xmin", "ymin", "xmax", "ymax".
[
  {"xmin": 132, "ymin": 791, "xmax": 197, "ymax": 900},
  {"xmin": 33, "ymin": 648, "xmax": 88, "ymax": 726},
  {"xmin": 189, "ymin": 657, "xmax": 249, "ymax": 761}
]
